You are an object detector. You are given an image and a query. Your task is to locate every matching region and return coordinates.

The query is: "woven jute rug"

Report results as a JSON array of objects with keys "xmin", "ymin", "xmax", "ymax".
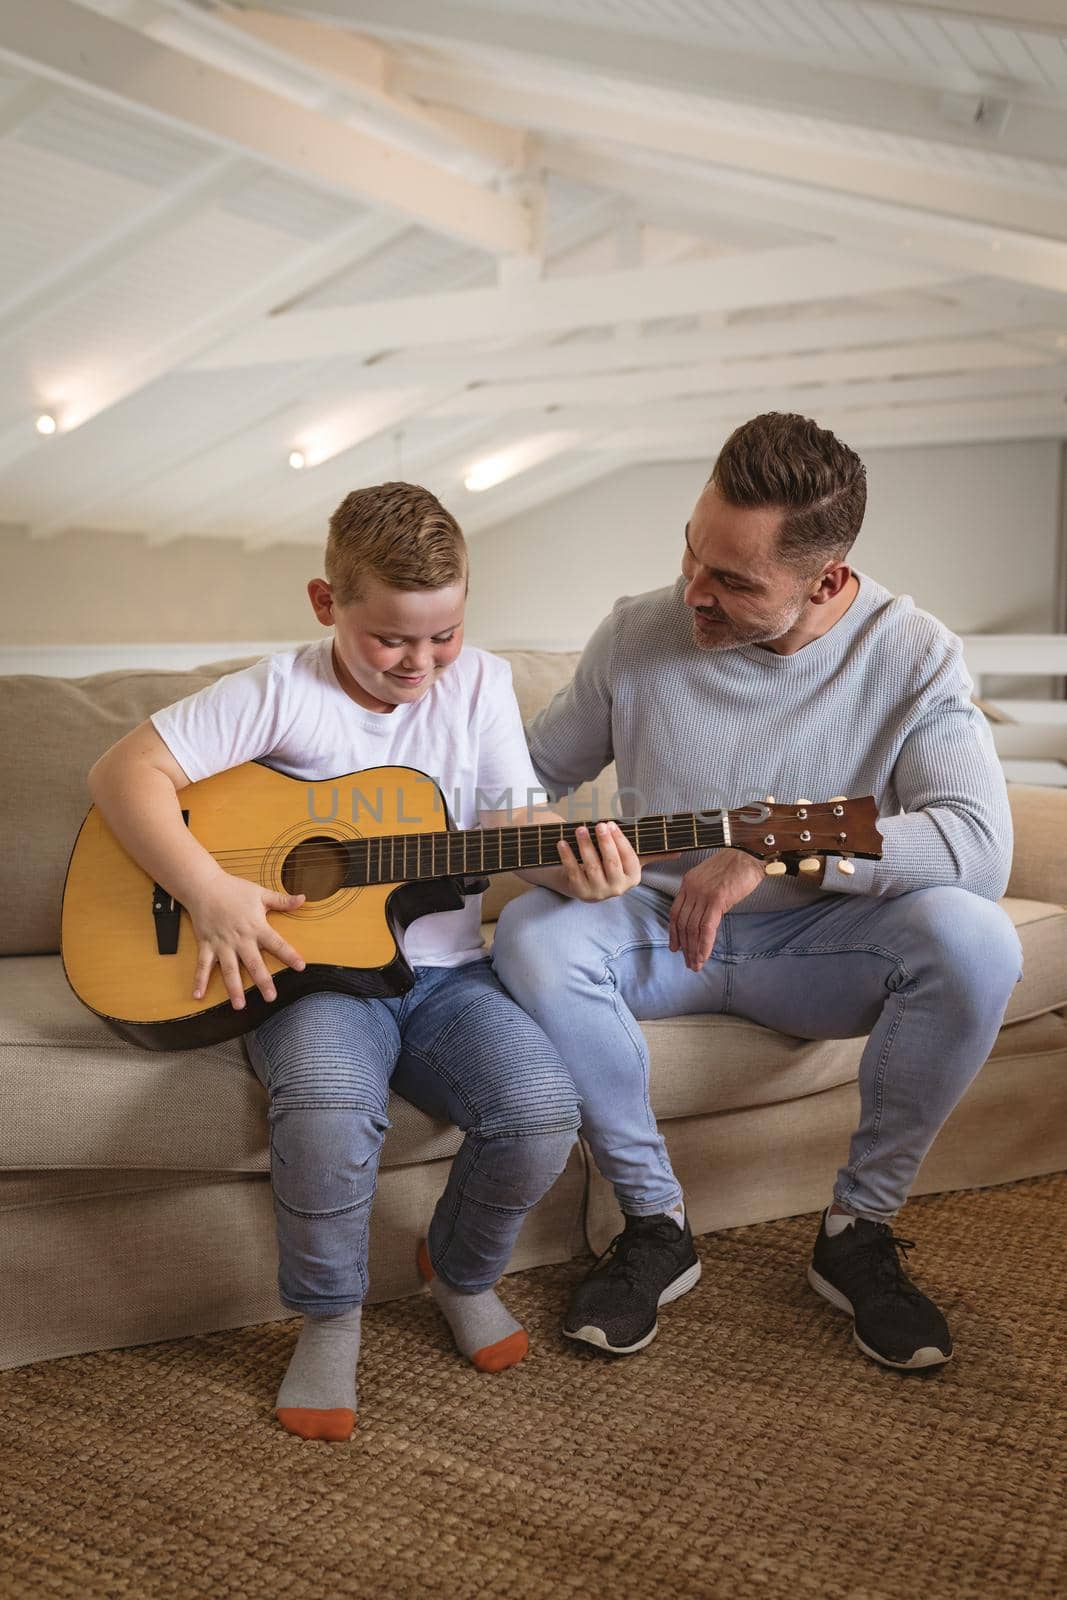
[{"xmin": 2, "ymin": 1173, "xmax": 1065, "ymax": 1600}]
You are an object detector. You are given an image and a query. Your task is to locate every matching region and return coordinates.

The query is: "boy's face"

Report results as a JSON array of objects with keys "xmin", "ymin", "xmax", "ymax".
[{"xmin": 308, "ymin": 574, "xmax": 466, "ymax": 713}]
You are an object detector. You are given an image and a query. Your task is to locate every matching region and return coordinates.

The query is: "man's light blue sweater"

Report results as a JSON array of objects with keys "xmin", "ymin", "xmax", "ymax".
[{"xmin": 525, "ymin": 572, "xmax": 1013, "ymax": 909}]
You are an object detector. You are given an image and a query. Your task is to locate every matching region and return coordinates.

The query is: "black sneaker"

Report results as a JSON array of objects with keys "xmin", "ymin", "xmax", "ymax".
[
  {"xmin": 808, "ymin": 1212, "xmax": 952, "ymax": 1370},
  {"xmin": 563, "ymin": 1213, "xmax": 701, "ymax": 1354}
]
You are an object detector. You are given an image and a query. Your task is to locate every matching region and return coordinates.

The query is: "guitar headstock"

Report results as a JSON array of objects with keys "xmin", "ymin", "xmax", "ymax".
[{"xmin": 726, "ymin": 795, "xmax": 882, "ymax": 876}]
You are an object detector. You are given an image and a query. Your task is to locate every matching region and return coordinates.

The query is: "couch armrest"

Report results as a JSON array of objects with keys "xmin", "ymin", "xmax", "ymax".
[{"xmin": 1007, "ymin": 784, "xmax": 1067, "ymax": 907}]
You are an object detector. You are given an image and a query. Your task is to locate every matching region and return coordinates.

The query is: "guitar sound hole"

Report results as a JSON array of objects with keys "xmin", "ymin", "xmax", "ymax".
[{"xmin": 281, "ymin": 837, "xmax": 349, "ymax": 901}]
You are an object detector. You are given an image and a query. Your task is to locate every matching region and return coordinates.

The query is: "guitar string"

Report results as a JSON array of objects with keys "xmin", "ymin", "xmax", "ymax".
[
  {"xmin": 195, "ymin": 815, "xmax": 838, "ymax": 872},
  {"xmin": 184, "ymin": 831, "xmax": 848, "ymax": 881},
  {"xmin": 198, "ymin": 823, "xmax": 735, "ymax": 873}
]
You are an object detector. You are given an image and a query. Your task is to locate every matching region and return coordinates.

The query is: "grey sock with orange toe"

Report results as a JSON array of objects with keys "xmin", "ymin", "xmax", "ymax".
[
  {"xmin": 275, "ymin": 1306, "xmax": 361, "ymax": 1442},
  {"xmin": 418, "ymin": 1242, "xmax": 528, "ymax": 1372}
]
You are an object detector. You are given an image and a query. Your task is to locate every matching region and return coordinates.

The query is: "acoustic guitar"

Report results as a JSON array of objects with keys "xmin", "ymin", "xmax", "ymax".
[{"xmin": 60, "ymin": 762, "xmax": 882, "ymax": 1051}]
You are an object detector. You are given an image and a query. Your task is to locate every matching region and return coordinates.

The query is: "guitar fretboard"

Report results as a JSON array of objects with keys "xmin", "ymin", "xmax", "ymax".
[{"xmin": 342, "ymin": 814, "xmax": 727, "ymax": 887}]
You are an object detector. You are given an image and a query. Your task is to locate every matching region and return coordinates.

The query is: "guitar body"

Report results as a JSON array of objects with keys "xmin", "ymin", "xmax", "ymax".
[{"xmin": 61, "ymin": 764, "xmax": 469, "ymax": 1052}]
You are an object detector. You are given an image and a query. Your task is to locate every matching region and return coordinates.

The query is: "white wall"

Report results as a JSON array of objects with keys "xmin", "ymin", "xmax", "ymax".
[
  {"xmin": 463, "ymin": 440, "xmax": 1064, "ymax": 656},
  {"xmin": 3, "ymin": 440, "xmax": 1061, "ymax": 695}
]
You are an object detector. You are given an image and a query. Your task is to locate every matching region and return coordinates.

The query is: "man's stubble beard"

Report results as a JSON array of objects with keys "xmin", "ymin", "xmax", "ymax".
[{"xmin": 690, "ymin": 585, "xmax": 811, "ymax": 652}]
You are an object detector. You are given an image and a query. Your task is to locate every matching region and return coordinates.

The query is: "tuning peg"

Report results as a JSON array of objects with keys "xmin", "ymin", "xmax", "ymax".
[
  {"xmin": 795, "ymin": 798, "xmax": 812, "ymax": 806},
  {"xmin": 763, "ymin": 794, "xmax": 776, "ymax": 804},
  {"xmin": 827, "ymin": 796, "xmax": 847, "ymax": 803},
  {"xmin": 764, "ymin": 861, "xmax": 788, "ymax": 876},
  {"xmin": 837, "ymin": 859, "xmax": 856, "ymax": 876},
  {"xmin": 797, "ymin": 857, "xmax": 822, "ymax": 874}
]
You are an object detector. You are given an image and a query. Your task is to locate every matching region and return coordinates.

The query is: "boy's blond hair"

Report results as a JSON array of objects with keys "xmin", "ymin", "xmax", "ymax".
[{"xmin": 325, "ymin": 482, "xmax": 468, "ymax": 606}]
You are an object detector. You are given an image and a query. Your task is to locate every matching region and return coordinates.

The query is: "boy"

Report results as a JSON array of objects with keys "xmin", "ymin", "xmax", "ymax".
[{"xmin": 87, "ymin": 482, "xmax": 640, "ymax": 1441}]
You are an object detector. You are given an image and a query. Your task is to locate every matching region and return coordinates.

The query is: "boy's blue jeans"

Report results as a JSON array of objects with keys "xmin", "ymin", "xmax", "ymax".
[
  {"xmin": 492, "ymin": 883, "xmax": 1023, "ymax": 1224},
  {"xmin": 243, "ymin": 958, "xmax": 580, "ymax": 1316}
]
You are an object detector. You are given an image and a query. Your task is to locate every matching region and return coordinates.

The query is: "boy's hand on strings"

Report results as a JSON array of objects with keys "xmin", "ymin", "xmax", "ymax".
[
  {"xmin": 555, "ymin": 821, "xmax": 642, "ymax": 901},
  {"xmin": 188, "ymin": 873, "xmax": 307, "ymax": 1010}
]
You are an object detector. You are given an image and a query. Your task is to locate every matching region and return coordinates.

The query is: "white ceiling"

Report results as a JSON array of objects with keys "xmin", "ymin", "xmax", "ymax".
[{"xmin": 0, "ymin": 0, "xmax": 1065, "ymax": 548}]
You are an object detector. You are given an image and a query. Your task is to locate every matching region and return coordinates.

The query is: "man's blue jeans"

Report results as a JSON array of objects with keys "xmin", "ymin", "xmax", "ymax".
[
  {"xmin": 243, "ymin": 958, "xmax": 580, "ymax": 1316},
  {"xmin": 492, "ymin": 883, "xmax": 1023, "ymax": 1223}
]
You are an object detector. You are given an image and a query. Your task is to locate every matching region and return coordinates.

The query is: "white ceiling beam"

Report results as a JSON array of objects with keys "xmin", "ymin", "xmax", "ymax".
[
  {"xmin": 283, "ymin": 387, "xmax": 436, "ymax": 473},
  {"xmin": 228, "ymin": 382, "xmax": 1066, "ymax": 547},
  {"xmin": 0, "ymin": 0, "xmax": 534, "ymax": 256},
  {"xmin": 533, "ymin": 134, "xmax": 1067, "ymax": 301},
  {"xmin": 0, "ymin": 211, "xmax": 411, "ymax": 478},
  {"xmin": 331, "ymin": 304, "xmax": 1067, "ymax": 392},
  {"xmin": 428, "ymin": 338, "xmax": 1059, "ymax": 416},
  {"xmin": 614, "ymin": 394, "xmax": 1067, "ymax": 457},
  {"xmin": 22, "ymin": 202, "xmax": 625, "ymax": 538},
  {"xmin": 0, "ymin": 76, "xmax": 52, "ymax": 138},
  {"xmin": 67, "ymin": 217, "xmax": 687, "ymax": 543},
  {"xmin": 511, "ymin": 361, "xmax": 1067, "ymax": 434},
  {"xmin": 0, "ymin": 152, "xmax": 259, "ymax": 347},
  {"xmin": 399, "ymin": 60, "xmax": 1067, "ymax": 251},
  {"xmin": 235, "ymin": 424, "xmax": 611, "ymax": 548},
  {"xmin": 465, "ymin": 400, "xmax": 1067, "ymax": 515},
  {"xmin": 878, "ymin": 1, "xmax": 1067, "ymax": 35},
  {"xmin": 191, "ymin": 246, "xmax": 956, "ymax": 369},
  {"xmin": 287, "ymin": 0, "xmax": 1067, "ymax": 167},
  {"xmin": 215, "ymin": 8, "xmax": 527, "ymax": 177},
  {"xmin": 24, "ymin": 363, "xmax": 331, "ymax": 541}
]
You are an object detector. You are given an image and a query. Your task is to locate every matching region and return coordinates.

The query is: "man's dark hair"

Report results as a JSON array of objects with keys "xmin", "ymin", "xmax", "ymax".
[{"xmin": 710, "ymin": 412, "xmax": 867, "ymax": 566}]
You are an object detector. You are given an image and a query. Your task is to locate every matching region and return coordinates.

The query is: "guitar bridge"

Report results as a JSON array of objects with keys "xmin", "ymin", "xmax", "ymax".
[{"xmin": 152, "ymin": 809, "xmax": 189, "ymax": 955}]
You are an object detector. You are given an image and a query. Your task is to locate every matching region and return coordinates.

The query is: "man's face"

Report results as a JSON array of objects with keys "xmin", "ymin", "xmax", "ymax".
[{"xmin": 681, "ymin": 483, "xmax": 823, "ymax": 651}]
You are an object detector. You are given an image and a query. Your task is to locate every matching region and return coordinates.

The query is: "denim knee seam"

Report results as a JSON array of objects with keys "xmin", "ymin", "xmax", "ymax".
[
  {"xmin": 470, "ymin": 1117, "xmax": 582, "ymax": 1140},
  {"xmin": 274, "ymin": 1193, "xmax": 375, "ymax": 1222},
  {"xmin": 269, "ymin": 1098, "xmax": 390, "ymax": 1115}
]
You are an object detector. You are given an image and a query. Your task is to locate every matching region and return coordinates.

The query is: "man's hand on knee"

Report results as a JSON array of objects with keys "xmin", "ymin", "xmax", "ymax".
[{"xmin": 669, "ymin": 849, "xmax": 765, "ymax": 970}]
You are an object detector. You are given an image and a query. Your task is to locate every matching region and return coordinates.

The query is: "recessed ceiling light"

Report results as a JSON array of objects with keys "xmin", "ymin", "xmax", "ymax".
[
  {"xmin": 464, "ymin": 456, "xmax": 508, "ymax": 492},
  {"xmin": 35, "ymin": 414, "xmax": 57, "ymax": 436},
  {"xmin": 288, "ymin": 450, "xmax": 306, "ymax": 470},
  {"xmin": 463, "ymin": 433, "xmax": 578, "ymax": 494}
]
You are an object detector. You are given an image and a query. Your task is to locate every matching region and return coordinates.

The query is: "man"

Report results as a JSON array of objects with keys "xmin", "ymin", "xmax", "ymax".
[{"xmin": 492, "ymin": 411, "xmax": 1022, "ymax": 1372}]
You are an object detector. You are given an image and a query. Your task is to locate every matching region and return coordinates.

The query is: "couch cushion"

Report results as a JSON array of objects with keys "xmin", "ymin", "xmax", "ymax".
[
  {"xmin": 0, "ymin": 956, "xmax": 465, "ymax": 1174},
  {"xmin": 1, "ymin": 658, "xmax": 262, "ymax": 957},
  {"xmin": 639, "ymin": 1007, "xmax": 1065, "ymax": 1123},
  {"xmin": 495, "ymin": 650, "xmax": 580, "ymax": 723},
  {"xmin": 6, "ymin": 906, "xmax": 1063, "ymax": 1172},
  {"xmin": 1007, "ymin": 783, "xmax": 1067, "ymax": 909},
  {"xmin": 1000, "ymin": 898, "xmax": 1067, "ymax": 1023}
]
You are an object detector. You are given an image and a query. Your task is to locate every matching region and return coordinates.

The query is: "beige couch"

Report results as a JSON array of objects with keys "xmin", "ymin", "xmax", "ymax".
[{"xmin": 2, "ymin": 651, "xmax": 1065, "ymax": 1370}]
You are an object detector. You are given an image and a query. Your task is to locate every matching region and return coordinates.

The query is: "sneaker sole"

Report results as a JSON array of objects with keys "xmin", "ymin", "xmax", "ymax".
[
  {"xmin": 563, "ymin": 1259, "xmax": 703, "ymax": 1355},
  {"xmin": 807, "ymin": 1265, "xmax": 952, "ymax": 1370}
]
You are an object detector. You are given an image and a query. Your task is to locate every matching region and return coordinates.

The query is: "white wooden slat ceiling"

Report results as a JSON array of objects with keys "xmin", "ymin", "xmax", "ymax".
[{"xmin": 0, "ymin": 0, "xmax": 1064, "ymax": 548}]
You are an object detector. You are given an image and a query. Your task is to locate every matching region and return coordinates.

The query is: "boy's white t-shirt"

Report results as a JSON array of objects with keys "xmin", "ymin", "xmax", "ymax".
[{"xmin": 150, "ymin": 640, "xmax": 545, "ymax": 967}]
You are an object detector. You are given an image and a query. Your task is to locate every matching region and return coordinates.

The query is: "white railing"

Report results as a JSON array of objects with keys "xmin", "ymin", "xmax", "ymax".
[
  {"xmin": 960, "ymin": 634, "xmax": 1067, "ymax": 786},
  {"xmin": 0, "ymin": 641, "xmax": 307, "ymax": 676}
]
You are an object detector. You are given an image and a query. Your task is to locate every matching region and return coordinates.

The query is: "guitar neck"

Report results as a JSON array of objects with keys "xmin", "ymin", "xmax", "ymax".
[{"xmin": 343, "ymin": 814, "xmax": 725, "ymax": 887}]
